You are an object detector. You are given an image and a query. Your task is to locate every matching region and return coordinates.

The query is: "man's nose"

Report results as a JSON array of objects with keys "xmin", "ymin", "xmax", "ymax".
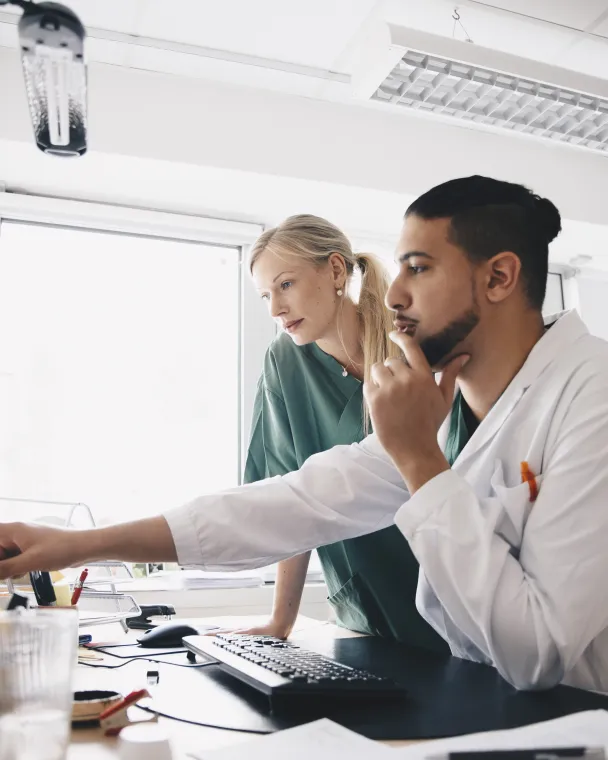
[{"xmin": 385, "ymin": 275, "xmax": 411, "ymax": 312}]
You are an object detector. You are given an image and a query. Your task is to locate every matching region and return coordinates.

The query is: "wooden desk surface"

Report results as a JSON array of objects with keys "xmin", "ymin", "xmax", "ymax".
[{"xmin": 69, "ymin": 615, "xmax": 420, "ymax": 759}]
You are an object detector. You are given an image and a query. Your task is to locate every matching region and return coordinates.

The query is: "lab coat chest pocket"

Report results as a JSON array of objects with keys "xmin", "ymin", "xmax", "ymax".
[{"xmin": 489, "ymin": 461, "xmax": 543, "ymax": 558}]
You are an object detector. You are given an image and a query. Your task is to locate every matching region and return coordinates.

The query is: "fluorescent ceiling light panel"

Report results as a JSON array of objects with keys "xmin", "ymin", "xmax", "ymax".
[{"xmin": 352, "ymin": 24, "xmax": 608, "ymax": 153}]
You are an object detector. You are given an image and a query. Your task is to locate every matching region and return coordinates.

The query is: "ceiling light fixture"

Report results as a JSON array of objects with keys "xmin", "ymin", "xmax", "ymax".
[
  {"xmin": 0, "ymin": 0, "xmax": 87, "ymax": 156},
  {"xmin": 352, "ymin": 24, "xmax": 608, "ymax": 154},
  {"xmin": 569, "ymin": 254, "xmax": 593, "ymax": 268}
]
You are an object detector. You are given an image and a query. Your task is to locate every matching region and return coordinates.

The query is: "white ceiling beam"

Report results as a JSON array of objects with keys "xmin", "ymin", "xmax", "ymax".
[{"xmin": 0, "ymin": 11, "xmax": 349, "ymax": 83}]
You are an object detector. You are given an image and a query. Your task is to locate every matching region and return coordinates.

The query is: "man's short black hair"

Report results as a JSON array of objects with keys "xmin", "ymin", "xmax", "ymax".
[{"xmin": 406, "ymin": 176, "xmax": 562, "ymax": 310}]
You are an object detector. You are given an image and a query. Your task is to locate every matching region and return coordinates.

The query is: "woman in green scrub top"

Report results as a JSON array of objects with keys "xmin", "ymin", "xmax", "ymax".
[{"xmin": 235, "ymin": 215, "xmax": 448, "ymax": 654}]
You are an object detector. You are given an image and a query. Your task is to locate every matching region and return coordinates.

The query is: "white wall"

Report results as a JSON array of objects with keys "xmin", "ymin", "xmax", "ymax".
[{"xmin": 575, "ymin": 274, "xmax": 608, "ymax": 342}]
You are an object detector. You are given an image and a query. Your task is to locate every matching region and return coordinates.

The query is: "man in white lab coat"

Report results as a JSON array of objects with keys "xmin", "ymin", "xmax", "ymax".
[{"xmin": 2, "ymin": 176, "xmax": 608, "ymax": 693}]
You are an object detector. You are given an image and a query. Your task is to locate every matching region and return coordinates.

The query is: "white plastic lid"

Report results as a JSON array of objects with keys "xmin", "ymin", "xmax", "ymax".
[{"xmin": 118, "ymin": 723, "xmax": 173, "ymax": 760}]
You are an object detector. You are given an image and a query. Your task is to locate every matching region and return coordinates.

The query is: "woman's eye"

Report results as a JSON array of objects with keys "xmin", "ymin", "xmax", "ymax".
[
  {"xmin": 260, "ymin": 293, "xmax": 269, "ymax": 301},
  {"xmin": 280, "ymin": 281, "xmax": 293, "ymax": 290}
]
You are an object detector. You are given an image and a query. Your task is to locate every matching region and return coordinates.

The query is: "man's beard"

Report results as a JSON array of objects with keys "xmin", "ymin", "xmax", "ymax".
[{"xmin": 419, "ymin": 306, "xmax": 480, "ymax": 369}]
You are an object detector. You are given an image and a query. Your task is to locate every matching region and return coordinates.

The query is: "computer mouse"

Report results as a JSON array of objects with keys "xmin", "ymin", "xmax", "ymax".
[{"xmin": 137, "ymin": 622, "xmax": 199, "ymax": 648}]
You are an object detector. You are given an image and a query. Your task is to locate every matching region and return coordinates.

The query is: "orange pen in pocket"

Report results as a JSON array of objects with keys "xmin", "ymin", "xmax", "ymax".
[{"xmin": 520, "ymin": 461, "xmax": 538, "ymax": 502}]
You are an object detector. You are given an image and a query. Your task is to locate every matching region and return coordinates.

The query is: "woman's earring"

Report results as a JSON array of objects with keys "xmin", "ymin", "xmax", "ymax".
[{"xmin": 336, "ymin": 289, "xmax": 343, "ymax": 297}]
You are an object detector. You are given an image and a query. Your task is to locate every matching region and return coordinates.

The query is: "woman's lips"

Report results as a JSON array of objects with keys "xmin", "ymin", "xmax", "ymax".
[{"xmin": 285, "ymin": 319, "xmax": 304, "ymax": 334}]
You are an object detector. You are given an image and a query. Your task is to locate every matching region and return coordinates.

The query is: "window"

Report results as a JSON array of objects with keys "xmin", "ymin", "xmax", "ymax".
[
  {"xmin": 543, "ymin": 272, "xmax": 565, "ymax": 315},
  {"xmin": 0, "ymin": 207, "xmax": 270, "ymax": 524}
]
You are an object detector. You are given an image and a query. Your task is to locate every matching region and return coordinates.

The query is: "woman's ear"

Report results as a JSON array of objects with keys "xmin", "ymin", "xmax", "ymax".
[
  {"xmin": 327, "ymin": 252, "xmax": 347, "ymax": 290},
  {"xmin": 484, "ymin": 251, "xmax": 521, "ymax": 304}
]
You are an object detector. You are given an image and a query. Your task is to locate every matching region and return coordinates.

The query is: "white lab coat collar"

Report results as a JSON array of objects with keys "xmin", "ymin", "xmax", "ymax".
[
  {"xmin": 443, "ymin": 310, "xmax": 588, "ymax": 469},
  {"xmin": 517, "ymin": 309, "xmax": 587, "ymax": 390}
]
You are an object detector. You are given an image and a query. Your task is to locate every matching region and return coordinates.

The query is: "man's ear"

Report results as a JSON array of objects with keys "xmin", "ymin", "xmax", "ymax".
[{"xmin": 483, "ymin": 251, "xmax": 521, "ymax": 304}]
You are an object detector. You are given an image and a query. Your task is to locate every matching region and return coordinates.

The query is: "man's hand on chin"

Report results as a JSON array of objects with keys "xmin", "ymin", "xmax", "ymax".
[{"xmin": 364, "ymin": 331, "xmax": 469, "ymax": 494}]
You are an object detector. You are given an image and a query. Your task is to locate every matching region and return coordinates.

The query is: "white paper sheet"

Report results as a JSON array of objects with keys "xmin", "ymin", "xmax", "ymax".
[
  {"xmin": 178, "ymin": 569, "xmax": 263, "ymax": 589},
  {"xmin": 188, "ymin": 718, "xmax": 391, "ymax": 760},
  {"xmin": 395, "ymin": 710, "xmax": 608, "ymax": 759}
]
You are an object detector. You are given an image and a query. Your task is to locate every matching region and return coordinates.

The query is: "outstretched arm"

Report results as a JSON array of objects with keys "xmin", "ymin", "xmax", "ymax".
[
  {"xmin": 0, "ymin": 516, "xmax": 176, "ymax": 578},
  {"xmin": 0, "ymin": 436, "xmax": 408, "ymax": 577}
]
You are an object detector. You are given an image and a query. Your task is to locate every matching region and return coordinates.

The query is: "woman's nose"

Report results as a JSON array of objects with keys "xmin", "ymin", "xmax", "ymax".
[{"xmin": 269, "ymin": 294, "xmax": 286, "ymax": 319}]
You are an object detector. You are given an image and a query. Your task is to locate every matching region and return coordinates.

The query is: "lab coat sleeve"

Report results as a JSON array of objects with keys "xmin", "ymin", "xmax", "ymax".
[
  {"xmin": 395, "ymin": 377, "xmax": 608, "ymax": 690},
  {"xmin": 242, "ymin": 377, "xmax": 299, "ymax": 484},
  {"xmin": 164, "ymin": 433, "xmax": 409, "ymax": 570}
]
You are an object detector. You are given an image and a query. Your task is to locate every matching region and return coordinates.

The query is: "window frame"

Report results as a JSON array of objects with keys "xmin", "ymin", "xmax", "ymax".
[
  {"xmin": 545, "ymin": 269, "xmax": 566, "ymax": 314},
  {"xmin": 0, "ymin": 190, "xmax": 274, "ymax": 485}
]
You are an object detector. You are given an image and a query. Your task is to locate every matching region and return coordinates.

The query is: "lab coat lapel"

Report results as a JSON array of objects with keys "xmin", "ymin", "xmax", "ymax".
[{"xmin": 450, "ymin": 310, "xmax": 588, "ymax": 469}]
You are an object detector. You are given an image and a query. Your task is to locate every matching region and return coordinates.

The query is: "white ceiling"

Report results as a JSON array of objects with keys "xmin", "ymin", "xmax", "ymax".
[
  {"xmin": 476, "ymin": 0, "xmax": 608, "ymax": 29},
  {"xmin": 1, "ymin": 0, "xmax": 608, "ymax": 87},
  {"xmin": 0, "ymin": 0, "xmax": 379, "ymax": 71},
  {"xmin": 378, "ymin": 0, "xmax": 608, "ymax": 78},
  {"xmin": 1, "ymin": 0, "xmax": 608, "ymax": 270}
]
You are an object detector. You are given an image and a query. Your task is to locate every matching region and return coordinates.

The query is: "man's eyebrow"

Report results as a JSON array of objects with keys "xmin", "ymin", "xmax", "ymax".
[{"xmin": 395, "ymin": 251, "xmax": 435, "ymax": 264}]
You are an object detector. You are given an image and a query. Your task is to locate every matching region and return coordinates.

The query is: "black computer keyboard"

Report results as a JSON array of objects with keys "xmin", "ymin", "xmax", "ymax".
[{"xmin": 183, "ymin": 633, "xmax": 406, "ymax": 706}]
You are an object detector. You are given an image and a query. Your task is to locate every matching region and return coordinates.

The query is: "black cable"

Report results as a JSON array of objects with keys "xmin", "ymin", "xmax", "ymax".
[
  {"xmin": 80, "ymin": 641, "xmax": 214, "ymax": 667},
  {"xmin": 78, "ymin": 656, "xmax": 215, "ymax": 670},
  {"xmin": 80, "ymin": 652, "xmax": 269, "ymax": 733},
  {"xmin": 79, "ymin": 658, "xmax": 146, "ymax": 670},
  {"xmin": 134, "ymin": 704, "xmax": 271, "ymax": 734},
  {"xmin": 87, "ymin": 643, "xmax": 149, "ymax": 650}
]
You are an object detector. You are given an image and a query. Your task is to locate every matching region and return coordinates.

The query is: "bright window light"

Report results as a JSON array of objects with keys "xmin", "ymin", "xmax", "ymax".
[{"xmin": 0, "ymin": 221, "xmax": 240, "ymax": 523}]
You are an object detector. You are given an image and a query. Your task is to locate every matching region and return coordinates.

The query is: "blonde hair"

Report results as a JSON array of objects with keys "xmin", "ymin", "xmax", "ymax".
[{"xmin": 249, "ymin": 214, "xmax": 400, "ymax": 430}]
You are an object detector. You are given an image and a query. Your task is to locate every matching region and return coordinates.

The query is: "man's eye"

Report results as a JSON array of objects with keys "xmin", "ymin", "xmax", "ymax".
[
  {"xmin": 260, "ymin": 293, "xmax": 269, "ymax": 301},
  {"xmin": 408, "ymin": 265, "xmax": 427, "ymax": 275}
]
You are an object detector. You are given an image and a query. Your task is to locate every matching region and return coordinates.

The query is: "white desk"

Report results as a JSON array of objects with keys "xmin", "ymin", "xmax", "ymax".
[{"xmin": 69, "ymin": 615, "xmax": 418, "ymax": 759}]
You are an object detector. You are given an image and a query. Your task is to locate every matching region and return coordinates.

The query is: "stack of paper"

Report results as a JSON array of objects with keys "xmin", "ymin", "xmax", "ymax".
[
  {"xmin": 178, "ymin": 569, "xmax": 264, "ymax": 590},
  {"xmin": 188, "ymin": 718, "xmax": 390, "ymax": 760},
  {"xmin": 395, "ymin": 709, "xmax": 608, "ymax": 759}
]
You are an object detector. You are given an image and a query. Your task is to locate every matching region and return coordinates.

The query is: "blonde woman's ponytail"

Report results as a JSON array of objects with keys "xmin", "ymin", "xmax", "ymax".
[{"xmin": 355, "ymin": 252, "xmax": 401, "ymax": 432}]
